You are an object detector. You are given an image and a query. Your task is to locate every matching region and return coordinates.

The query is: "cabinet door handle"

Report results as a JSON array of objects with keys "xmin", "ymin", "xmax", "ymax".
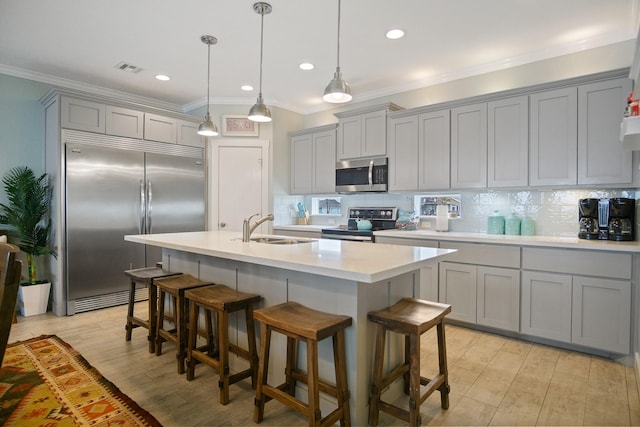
[{"xmin": 220, "ymin": 222, "xmax": 226, "ymax": 228}]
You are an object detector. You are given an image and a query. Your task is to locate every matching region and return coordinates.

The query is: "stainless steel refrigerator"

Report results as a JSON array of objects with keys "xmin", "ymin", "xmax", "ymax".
[{"xmin": 63, "ymin": 130, "xmax": 205, "ymax": 314}]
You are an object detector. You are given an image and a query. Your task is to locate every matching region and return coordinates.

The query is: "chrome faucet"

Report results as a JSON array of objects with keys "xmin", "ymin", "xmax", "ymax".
[{"xmin": 242, "ymin": 213, "xmax": 274, "ymax": 242}]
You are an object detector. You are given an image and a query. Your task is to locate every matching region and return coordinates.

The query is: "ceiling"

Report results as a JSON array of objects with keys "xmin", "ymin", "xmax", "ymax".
[{"xmin": 0, "ymin": 0, "xmax": 637, "ymax": 115}]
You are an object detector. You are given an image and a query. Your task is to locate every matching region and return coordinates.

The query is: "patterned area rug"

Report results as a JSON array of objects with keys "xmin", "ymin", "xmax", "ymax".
[{"xmin": 0, "ymin": 335, "xmax": 161, "ymax": 426}]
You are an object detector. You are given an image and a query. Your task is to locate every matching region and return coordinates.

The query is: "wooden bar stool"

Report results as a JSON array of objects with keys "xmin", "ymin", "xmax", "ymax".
[
  {"xmin": 124, "ymin": 266, "xmax": 181, "ymax": 353},
  {"xmin": 253, "ymin": 301, "xmax": 352, "ymax": 427},
  {"xmin": 154, "ymin": 274, "xmax": 213, "ymax": 374},
  {"xmin": 368, "ymin": 298, "xmax": 451, "ymax": 426},
  {"xmin": 184, "ymin": 284, "xmax": 262, "ymax": 405}
]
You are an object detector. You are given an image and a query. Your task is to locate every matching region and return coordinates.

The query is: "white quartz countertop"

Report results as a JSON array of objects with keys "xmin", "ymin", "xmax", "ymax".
[
  {"xmin": 124, "ymin": 231, "xmax": 456, "ymax": 283},
  {"xmin": 374, "ymin": 229, "xmax": 640, "ymax": 253}
]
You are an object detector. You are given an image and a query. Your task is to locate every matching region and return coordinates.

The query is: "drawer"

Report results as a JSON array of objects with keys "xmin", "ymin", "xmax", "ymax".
[
  {"xmin": 375, "ymin": 236, "xmax": 438, "ymax": 247},
  {"xmin": 439, "ymin": 242, "xmax": 520, "ymax": 268},
  {"xmin": 522, "ymin": 247, "xmax": 631, "ymax": 280}
]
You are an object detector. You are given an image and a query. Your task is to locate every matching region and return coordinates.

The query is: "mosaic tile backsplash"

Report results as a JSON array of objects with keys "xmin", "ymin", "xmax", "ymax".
[{"xmin": 274, "ymin": 189, "xmax": 639, "ymax": 238}]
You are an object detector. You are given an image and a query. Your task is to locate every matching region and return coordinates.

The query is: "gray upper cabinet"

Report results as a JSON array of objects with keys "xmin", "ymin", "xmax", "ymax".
[
  {"xmin": 387, "ymin": 109, "xmax": 450, "ymax": 191},
  {"xmin": 451, "ymin": 103, "xmax": 487, "ymax": 188},
  {"xmin": 488, "ymin": 96, "xmax": 528, "ymax": 188},
  {"xmin": 177, "ymin": 120, "xmax": 205, "ymax": 148},
  {"xmin": 387, "ymin": 114, "xmax": 419, "ymax": 191},
  {"xmin": 419, "ymin": 110, "xmax": 451, "ymax": 190},
  {"xmin": 529, "ymin": 87, "xmax": 578, "ymax": 186},
  {"xmin": 106, "ymin": 106, "xmax": 144, "ymax": 138},
  {"xmin": 335, "ymin": 103, "xmax": 403, "ymax": 160},
  {"xmin": 144, "ymin": 113, "xmax": 177, "ymax": 143},
  {"xmin": 577, "ymin": 77, "xmax": 632, "ymax": 185},
  {"xmin": 61, "ymin": 96, "xmax": 106, "ymax": 133},
  {"xmin": 290, "ymin": 124, "xmax": 337, "ymax": 194}
]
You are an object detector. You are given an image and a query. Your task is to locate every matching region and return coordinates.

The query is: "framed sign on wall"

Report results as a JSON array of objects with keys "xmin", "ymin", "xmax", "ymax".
[{"xmin": 221, "ymin": 115, "xmax": 259, "ymax": 137}]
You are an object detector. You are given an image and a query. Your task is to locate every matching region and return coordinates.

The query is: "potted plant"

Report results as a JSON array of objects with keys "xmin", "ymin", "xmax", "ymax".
[{"xmin": 0, "ymin": 166, "xmax": 56, "ymax": 316}]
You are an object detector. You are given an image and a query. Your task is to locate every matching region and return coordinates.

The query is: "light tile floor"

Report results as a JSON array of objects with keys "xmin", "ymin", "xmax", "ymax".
[{"xmin": 6, "ymin": 303, "xmax": 640, "ymax": 426}]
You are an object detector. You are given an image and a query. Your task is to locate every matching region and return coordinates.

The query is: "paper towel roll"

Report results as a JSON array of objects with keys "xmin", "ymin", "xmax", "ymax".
[{"xmin": 436, "ymin": 205, "xmax": 448, "ymax": 232}]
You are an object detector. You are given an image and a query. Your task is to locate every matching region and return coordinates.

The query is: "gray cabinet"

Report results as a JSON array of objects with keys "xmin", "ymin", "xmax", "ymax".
[
  {"xmin": 61, "ymin": 96, "xmax": 106, "ymax": 133},
  {"xmin": 387, "ymin": 109, "xmax": 450, "ymax": 191},
  {"xmin": 521, "ymin": 271, "xmax": 573, "ymax": 342},
  {"xmin": 144, "ymin": 113, "xmax": 177, "ymax": 143},
  {"xmin": 438, "ymin": 242, "xmax": 520, "ymax": 327},
  {"xmin": 578, "ymin": 77, "xmax": 633, "ymax": 185},
  {"xmin": 106, "ymin": 106, "xmax": 144, "ymax": 138},
  {"xmin": 488, "ymin": 96, "xmax": 528, "ymax": 188},
  {"xmin": 290, "ymin": 124, "xmax": 337, "ymax": 194},
  {"xmin": 529, "ymin": 87, "xmax": 578, "ymax": 186},
  {"xmin": 272, "ymin": 228, "xmax": 322, "ymax": 239},
  {"xmin": 451, "ymin": 103, "xmax": 487, "ymax": 188},
  {"xmin": 177, "ymin": 120, "xmax": 205, "ymax": 148},
  {"xmin": 335, "ymin": 103, "xmax": 402, "ymax": 160},
  {"xmin": 521, "ymin": 247, "xmax": 631, "ymax": 353},
  {"xmin": 439, "ymin": 262, "xmax": 477, "ymax": 323}
]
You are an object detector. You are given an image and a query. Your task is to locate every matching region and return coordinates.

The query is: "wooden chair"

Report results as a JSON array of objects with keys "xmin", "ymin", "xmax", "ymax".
[
  {"xmin": 0, "ymin": 243, "xmax": 22, "ymax": 366},
  {"xmin": 368, "ymin": 298, "xmax": 451, "ymax": 426},
  {"xmin": 253, "ymin": 301, "xmax": 352, "ymax": 426}
]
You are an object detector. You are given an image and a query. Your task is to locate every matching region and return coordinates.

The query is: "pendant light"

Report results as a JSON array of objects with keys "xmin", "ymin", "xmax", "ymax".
[
  {"xmin": 198, "ymin": 35, "xmax": 219, "ymax": 136},
  {"xmin": 248, "ymin": 2, "xmax": 272, "ymax": 123},
  {"xmin": 323, "ymin": 0, "xmax": 352, "ymax": 103}
]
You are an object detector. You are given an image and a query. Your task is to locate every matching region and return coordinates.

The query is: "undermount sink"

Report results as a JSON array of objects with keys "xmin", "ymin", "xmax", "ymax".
[{"xmin": 250, "ymin": 237, "xmax": 312, "ymax": 245}]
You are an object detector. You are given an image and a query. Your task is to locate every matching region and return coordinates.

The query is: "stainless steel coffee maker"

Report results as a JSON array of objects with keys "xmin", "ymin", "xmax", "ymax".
[
  {"xmin": 578, "ymin": 198, "xmax": 635, "ymax": 241},
  {"xmin": 578, "ymin": 198, "xmax": 599, "ymax": 239}
]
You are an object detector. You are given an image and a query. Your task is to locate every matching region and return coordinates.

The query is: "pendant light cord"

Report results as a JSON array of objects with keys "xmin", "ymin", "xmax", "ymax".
[
  {"xmin": 258, "ymin": 9, "xmax": 265, "ymax": 97},
  {"xmin": 206, "ymin": 41, "xmax": 211, "ymax": 115},
  {"xmin": 336, "ymin": 0, "xmax": 341, "ymax": 68}
]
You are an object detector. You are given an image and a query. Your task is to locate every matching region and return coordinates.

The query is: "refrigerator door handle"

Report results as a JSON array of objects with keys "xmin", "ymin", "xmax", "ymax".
[
  {"xmin": 147, "ymin": 180, "xmax": 153, "ymax": 234},
  {"xmin": 139, "ymin": 180, "xmax": 145, "ymax": 234}
]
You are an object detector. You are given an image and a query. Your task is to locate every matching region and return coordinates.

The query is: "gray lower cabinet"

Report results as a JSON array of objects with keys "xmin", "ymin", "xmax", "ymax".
[
  {"xmin": 521, "ymin": 271, "xmax": 573, "ymax": 342},
  {"xmin": 272, "ymin": 228, "xmax": 322, "ymax": 240},
  {"xmin": 477, "ymin": 266, "xmax": 520, "ymax": 331},
  {"xmin": 439, "ymin": 262, "xmax": 477, "ymax": 323},
  {"xmin": 522, "ymin": 247, "xmax": 632, "ymax": 354}
]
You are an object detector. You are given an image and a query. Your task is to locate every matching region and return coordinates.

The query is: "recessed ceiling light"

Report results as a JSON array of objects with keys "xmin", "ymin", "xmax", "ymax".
[
  {"xmin": 155, "ymin": 74, "xmax": 171, "ymax": 81},
  {"xmin": 241, "ymin": 84, "xmax": 254, "ymax": 91},
  {"xmin": 299, "ymin": 62, "xmax": 314, "ymax": 71},
  {"xmin": 386, "ymin": 29, "xmax": 405, "ymax": 40}
]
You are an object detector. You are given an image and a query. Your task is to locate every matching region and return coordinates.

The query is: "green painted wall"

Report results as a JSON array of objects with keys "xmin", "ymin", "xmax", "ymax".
[{"xmin": 0, "ymin": 74, "xmax": 52, "ymax": 205}]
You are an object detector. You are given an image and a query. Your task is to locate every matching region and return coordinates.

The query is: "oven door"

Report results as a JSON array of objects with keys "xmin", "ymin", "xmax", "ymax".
[{"xmin": 321, "ymin": 229, "xmax": 375, "ymax": 242}]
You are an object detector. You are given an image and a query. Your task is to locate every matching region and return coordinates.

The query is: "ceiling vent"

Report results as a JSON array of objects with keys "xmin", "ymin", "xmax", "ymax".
[{"xmin": 114, "ymin": 62, "xmax": 142, "ymax": 73}]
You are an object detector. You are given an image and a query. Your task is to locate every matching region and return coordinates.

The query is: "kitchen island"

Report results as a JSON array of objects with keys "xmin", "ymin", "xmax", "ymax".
[{"xmin": 124, "ymin": 230, "xmax": 456, "ymax": 424}]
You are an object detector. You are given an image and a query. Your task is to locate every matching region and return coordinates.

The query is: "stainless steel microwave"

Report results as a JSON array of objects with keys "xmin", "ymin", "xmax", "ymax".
[{"xmin": 335, "ymin": 157, "xmax": 388, "ymax": 193}]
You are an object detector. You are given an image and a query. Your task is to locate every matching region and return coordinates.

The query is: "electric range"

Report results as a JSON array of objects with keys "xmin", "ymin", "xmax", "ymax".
[{"xmin": 320, "ymin": 207, "xmax": 398, "ymax": 242}]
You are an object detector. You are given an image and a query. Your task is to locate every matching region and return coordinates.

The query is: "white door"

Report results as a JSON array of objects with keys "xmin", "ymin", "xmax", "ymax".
[{"xmin": 210, "ymin": 139, "xmax": 270, "ymax": 232}]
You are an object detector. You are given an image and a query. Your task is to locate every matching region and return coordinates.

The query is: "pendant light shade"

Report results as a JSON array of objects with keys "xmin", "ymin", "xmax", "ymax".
[
  {"xmin": 198, "ymin": 35, "xmax": 219, "ymax": 136},
  {"xmin": 248, "ymin": 2, "xmax": 272, "ymax": 123},
  {"xmin": 323, "ymin": 0, "xmax": 352, "ymax": 103}
]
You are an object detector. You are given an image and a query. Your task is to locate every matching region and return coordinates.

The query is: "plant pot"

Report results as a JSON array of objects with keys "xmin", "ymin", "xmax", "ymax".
[{"xmin": 18, "ymin": 282, "xmax": 51, "ymax": 317}]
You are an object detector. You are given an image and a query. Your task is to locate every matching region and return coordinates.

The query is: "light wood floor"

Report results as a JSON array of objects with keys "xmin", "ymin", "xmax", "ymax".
[{"xmin": 6, "ymin": 303, "xmax": 640, "ymax": 426}]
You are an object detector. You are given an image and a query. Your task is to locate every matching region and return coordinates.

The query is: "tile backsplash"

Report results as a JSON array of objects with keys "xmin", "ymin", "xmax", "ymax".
[{"xmin": 274, "ymin": 188, "xmax": 639, "ymax": 238}]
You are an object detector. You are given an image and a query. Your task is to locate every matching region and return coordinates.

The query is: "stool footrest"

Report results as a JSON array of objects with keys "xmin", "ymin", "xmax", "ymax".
[{"xmin": 290, "ymin": 369, "xmax": 340, "ymax": 399}]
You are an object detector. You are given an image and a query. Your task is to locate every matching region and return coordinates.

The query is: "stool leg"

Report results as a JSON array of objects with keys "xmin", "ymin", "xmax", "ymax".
[
  {"xmin": 403, "ymin": 334, "xmax": 411, "ymax": 394},
  {"xmin": 437, "ymin": 320, "xmax": 450, "ymax": 410},
  {"xmin": 254, "ymin": 323, "xmax": 271, "ymax": 424},
  {"xmin": 369, "ymin": 324, "xmax": 386, "ymax": 427},
  {"xmin": 306, "ymin": 338, "xmax": 321, "ymax": 427},
  {"xmin": 148, "ymin": 284, "xmax": 157, "ymax": 353},
  {"xmin": 125, "ymin": 279, "xmax": 136, "ymax": 341},
  {"xmin": 285, "ymin": 336, "xmax": 298, "ymax": 396},
  {"xmin": 218, "ymin": 310, "xmax": 230, "ymax": 405},
  {"xmin": 333, "ymin": 330, "xmax": 351, "ymax": 427},
  {"xmin": 205, "ymin": 309, "xmax": 215, "ymax": 356},
  {"xmin": 186, "ymin": 300, "xmax": 198, "ymax": 381},
  {"xmin": 408, "ymin": 332, "xmax": 421, "ymax": 427},
  {"xmin": 156, "ymin": 290, "xmax": 166, "ymax": 356},
  {"xmin": 245, "ymin": 305, "xmax": 259, "ymax": 389},
  {"xmin": 177, "ymin": 292, "xmax": 187, "ymax": 374}
]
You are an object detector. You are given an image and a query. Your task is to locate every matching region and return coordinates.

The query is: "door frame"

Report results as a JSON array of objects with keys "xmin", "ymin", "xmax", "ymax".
[{"xmin": 208, "ymin": 138, "xmax": 270, "ymax": 231}]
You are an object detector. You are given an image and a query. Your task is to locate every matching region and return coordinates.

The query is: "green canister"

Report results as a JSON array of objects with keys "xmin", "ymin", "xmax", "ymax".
[
  {"xmin": 505, "ymin": 212, "xmax": 521, "ymax": 235},
  {"xmin": 521, "ymin": 216, "xmax": 535, "ymax": 236},
  {"xmin": 487, "ymin": 210, "xmax": 505, "ymax": 235}
]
